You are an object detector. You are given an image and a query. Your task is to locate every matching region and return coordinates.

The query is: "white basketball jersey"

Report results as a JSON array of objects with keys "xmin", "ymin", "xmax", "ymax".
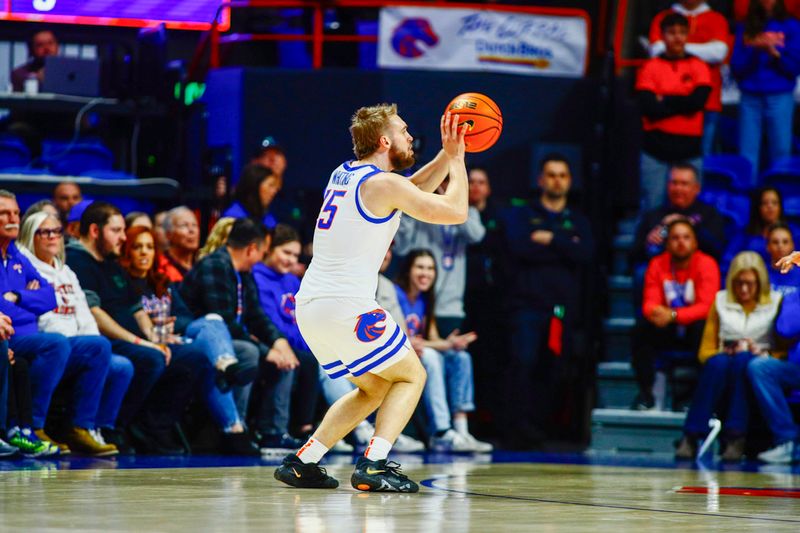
[{"xmin": 296, "ymin": 161, "xmax": 402, "ymax": 301}]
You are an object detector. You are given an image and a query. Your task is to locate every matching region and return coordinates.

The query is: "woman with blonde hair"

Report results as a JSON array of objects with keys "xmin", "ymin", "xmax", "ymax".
[
  {"xmin": 197, "ymin": 217, "xmax": 236, "ymax": 261},
  {"xmin": 676, "ymin": 251, "xmax": 785, "ymax": 461},
  {"xmin": 17, "ymin": 211, "xmax": 132, "ymax": 455}
]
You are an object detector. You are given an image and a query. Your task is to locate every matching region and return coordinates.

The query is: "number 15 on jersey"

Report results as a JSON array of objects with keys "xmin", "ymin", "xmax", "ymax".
[{"xmin": 317, "ymin": 189, "xmax": 347, "ymax": 230}]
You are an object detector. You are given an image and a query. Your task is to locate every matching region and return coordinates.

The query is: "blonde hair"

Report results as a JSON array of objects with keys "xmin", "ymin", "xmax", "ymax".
[
  {"xmin": 349, "ymin": 103, "xmax": 397, "ymax": 159},
  {"xmin": 197, "ymin": 217, "xmax": 235, "ymax": 260},
  {"xmin": 726, "ymin": 251, "xmax": 771, "ymax": 305},
  {"xmin": 18, "ymin": 211, "xmax": 65, "ymax": 264}
]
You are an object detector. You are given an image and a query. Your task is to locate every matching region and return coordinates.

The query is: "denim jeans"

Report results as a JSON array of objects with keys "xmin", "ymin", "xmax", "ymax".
[
  {"xmin": 231, "ymin": 340, "xmax": 261, "ymax": 422},
  {"xmin": 702, "ymin": 111, "xmax": 719, "ymax": 157},
  {"xmin": 747, "ymin": 356, "xmax": 800, "ymax": 444},
  {"xmin": 9, "ymin": 332, "xmax": 70, "ymax": 429},
  {"xmin": 0, "ymin": 340, "xmax": 8, "ymax": 430},
  {"xmin": 640, "ymin": 152, "xmax": 703, "ymax": 212},
  {"xmin": 684, "ymin": 352, "xmax": 753, "ymax": 436},
  {"xmin": 186, "ymin": 316, "xmax": 244, "ymax": 431},
  {"xmin": 419, "ymin": 347, "xmax": 475, "ymax": 434},
  {"xmin": 110, "ymin": 340, "xmax": 167, "ymax": 426},
  {"xmin": 739, "ymin": 91, "xmax": 795, "ymax": 180},
  {"xmin": 59, "ymin": 335, "xmax": 113, "ymax": 429},
  {"xmin": 95, "ymin": 354, "xmax": 134, "ymax": 429},
  {"xmin": 185, "ymin": 315, "xmax": 236, "ymax": 363}
]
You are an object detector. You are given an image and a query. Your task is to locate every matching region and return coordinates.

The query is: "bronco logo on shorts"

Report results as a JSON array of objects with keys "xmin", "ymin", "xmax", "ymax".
[{"xmin": 354, "ymin": 309, "xmax": 387, "ymax": 343}]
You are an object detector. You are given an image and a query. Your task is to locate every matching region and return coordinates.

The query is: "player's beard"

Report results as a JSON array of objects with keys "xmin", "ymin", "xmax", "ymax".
[{"xmin": 389, "ymin": 145, "xmax": 415, "ymax": 171}]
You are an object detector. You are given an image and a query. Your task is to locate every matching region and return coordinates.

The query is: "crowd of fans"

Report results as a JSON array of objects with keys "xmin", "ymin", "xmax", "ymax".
[
  {"xmin": 0, "ymin": 148, "xmax": 594, "ymax": 458},
  {"xmin": 628, "ymin": 0, "xmax": 800, "ymax": 465}
]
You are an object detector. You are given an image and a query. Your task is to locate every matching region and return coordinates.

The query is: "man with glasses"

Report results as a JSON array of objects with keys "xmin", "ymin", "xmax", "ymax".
[{"xmin": 158, "ymin": 206, "xmax": 200, "ymax": 283}]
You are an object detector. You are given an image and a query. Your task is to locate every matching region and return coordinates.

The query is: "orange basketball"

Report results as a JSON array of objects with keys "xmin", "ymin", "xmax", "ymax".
[{"xmin": 444, "ymin": 93, "xmax": 503, "ymax": 153}]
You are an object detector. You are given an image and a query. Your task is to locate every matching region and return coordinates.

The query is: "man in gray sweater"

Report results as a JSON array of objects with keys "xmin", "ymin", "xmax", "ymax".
[{"xmin": 394, "ymin": 178, "xmax": 486, "ymax": 336}]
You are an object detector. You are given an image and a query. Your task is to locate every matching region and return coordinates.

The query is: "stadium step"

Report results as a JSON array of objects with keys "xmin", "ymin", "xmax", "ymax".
[
  {"xmin": 611, "ymin": 234, "xmax": 633, "ymax": 276},
  {"xmin": 590, "ymin": 408, "xmax": 685, "ymax": 454},
  {"xmin": 602, "ymin": 317, "xmax": 634, "ymax": 361},
  {"xmin": 608, "ymin": 275, "xmax": 634, "ymax": 319},
  {"xmin": 596, "ymin": 361, "xmax": 637, "ymax": 409}
]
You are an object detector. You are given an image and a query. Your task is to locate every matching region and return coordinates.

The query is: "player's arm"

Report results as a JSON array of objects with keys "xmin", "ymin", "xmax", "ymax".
[
  {"xmin": 407, "ymin": 150, "xmax": 449, "ymax": 192},
  {"xmin": 362, "ymin": 114, "xmax": 468, "ymax": 224}
]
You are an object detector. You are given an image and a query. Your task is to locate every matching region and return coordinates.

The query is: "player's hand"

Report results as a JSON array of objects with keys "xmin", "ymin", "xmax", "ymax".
[
  {"xmin": 441, "ymin": 112, "xmax": 466, "ymax": 160},
  {"xmin": 776, "ymin": 251, "xmax": 800, "ymax": 273},
  {"xmin": 26, "ymin": 280, "xmax": 40, "ymax": 290},
  {"xmin": 8, "ymin": 348, "xmax": 14, "ymax": 364}
]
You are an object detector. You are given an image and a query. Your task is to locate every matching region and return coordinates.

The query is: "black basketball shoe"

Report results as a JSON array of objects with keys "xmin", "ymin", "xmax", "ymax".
[
  {"xmin": 350, "ymin": 456, "xmax": 419, "ymax": 493},
  {"xmin": 274, "ymin": 454, "xmax": 339, "ymax": 489}
]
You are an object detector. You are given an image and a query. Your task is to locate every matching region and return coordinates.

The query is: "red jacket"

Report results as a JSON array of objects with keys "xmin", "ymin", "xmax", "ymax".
[
  {"xmin": 649, "ymin": 5, "xmax": 731, "ymax": 112},
  {"xmin": 642, "ymin": 250, "xmax": 720, "ymax": 325}
]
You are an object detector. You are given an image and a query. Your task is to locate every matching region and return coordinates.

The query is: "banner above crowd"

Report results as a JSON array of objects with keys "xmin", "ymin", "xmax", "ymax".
[{"xmin": 378, "ymin": 7, "xmax": 589, "ymax": 78}]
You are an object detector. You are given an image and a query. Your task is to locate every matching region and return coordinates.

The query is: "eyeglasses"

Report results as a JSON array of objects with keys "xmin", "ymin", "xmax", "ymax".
[
  {"xmin": 733, "ymin": 279, "xmax": 757, "ymax": 288},
  {"xmin": 35, "ymin": 227, "xmax": 63, "ymax": 238}
]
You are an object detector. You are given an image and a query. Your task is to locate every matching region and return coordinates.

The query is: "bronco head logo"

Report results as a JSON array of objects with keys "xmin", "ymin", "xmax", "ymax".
[
  {"xmin": 391, "ymin": 18, "xmax": 439, "ymax": 59},
  {"xmin": 354, "ymin": 309, "xmax": 387, "ymax": 343},
  {"xmin": 281, "ymin": 293, "xmax": 296, "ymax": 321}
]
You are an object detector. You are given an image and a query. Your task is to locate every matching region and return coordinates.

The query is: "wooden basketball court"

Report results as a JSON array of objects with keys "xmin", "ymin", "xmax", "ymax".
[{"xmin": 1, "ymin": 454, "xmax": 798, "ymax": 531}]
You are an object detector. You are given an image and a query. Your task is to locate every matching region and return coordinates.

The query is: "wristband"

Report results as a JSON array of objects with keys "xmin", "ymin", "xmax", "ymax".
[{"xmin": 670, "ymin": 310, "xmax": 677, "ymax": 322}]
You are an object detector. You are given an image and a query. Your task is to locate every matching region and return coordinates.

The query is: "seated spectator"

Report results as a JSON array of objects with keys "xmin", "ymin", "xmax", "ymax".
[
  {"xmin": 394, "ymin": 176, "xmax": 485, "ymax": 337},
  {"xmin": 732, "ymin": 0, "xmax": 800, "ymax": 178},
  {"xmin": 52, "ymin": 182, "xmax": 82, "ymax": 226},
  {"xmin": 5, "ymin": 349, "xmax": 59, "ymax": 457},
  {"xmin": 158, "ymin": 207, "xmax": 200, "ymax": 283},
  {"xmin": 637, "ymin": 13, "xmax": 711, "ymax": 211},
  {"xmin": 394, "ymin": 249, "xmax": 491, "ymax": 452},
  {"xmin": 120, "ymin": 226, "xmax": 259, "ymax": 455},
  {"xmin": 153, "ymin": 211, "xmax": 169, "ymax": 252},
  {"xmin": 18, "ymin": 211, "xmax": 130, "ymax": 455},
  {"xmin": 64, "ymin": 199, "xmax": 91, "ymax": 241},
  {"xmin": 181, "ymin": 218, "xmax": 302, "ymax": 452},
  {"xmin": 0, "ymin": 311, "xmax": 57, "ymax": 457},
  {"xmin": 632, "ymin": 219, "xmax": 720, "ymax": 410},
  {"xmin": 197, "ymin": 217, "xmax": 235, "ymax": 262},
  {"xmin": 66, "ymin": 201, "xmax": 211, "ymax": 455},
  {"xmin": 502, "ymin": 154, "xmax": 592, "ymax": 447},
  {"xmin": 23, "ymin": 200, "xmax": 58, "ymax": 221},
  {"xmin": 124, "ymin": 212, "xmax": 152, "ymax": 230},
  {"xmin": 223, "ymin": 164, "xmax": 282, "ymax": 230},
  {"xmin": 251, "ymin": 224, "xmax": 322, "ymax": 443},
  {"xmin": 766, "ymin": 223, "xmax": 800, "ymax": 294},
  {"xmin": 676, "ymin": 252, "xmax": 783, "ymax": 461},
  {"xmin": 252, "ymin": 143, "xmax": 287, "ymax": 182},
  {"xmin": 748, "ymin": 251, "xmax": 800, "ymax": 463},
  {"xmin": 631, "ymin": 163, "xmax": 727, "ymax": 268},
  {"xmin": 649, "ymin": 1, "xmax": 730, "ymax": 156},
  {"xmin": 724, "ymin": 187, "xmax": 798, "ymax": 269},
  {"xmin": 736, "ymin": 0, "xmax": 800, "ymax": 20},
  {"xmin": 11, "ymin": 30, "xmax": 59, "ymax": 92}
]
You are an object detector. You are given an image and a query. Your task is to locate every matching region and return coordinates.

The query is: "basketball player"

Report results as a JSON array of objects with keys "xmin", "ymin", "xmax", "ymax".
[{"xmin": 274, "ymin": 105, "xmax": 467, "ymax": 492}]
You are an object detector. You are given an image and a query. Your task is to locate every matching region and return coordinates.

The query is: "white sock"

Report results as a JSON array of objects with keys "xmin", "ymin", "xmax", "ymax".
[
  {"xmin": 453, "ymin": 417, "xmax": 469, "ymax": 435},
  {"xmin": 364, "ymin": 436, "xmax": 392, "ymax": 461},
  {"xmin": 296, "ymin": 437, "xmax": 328, "ymax": 464}
]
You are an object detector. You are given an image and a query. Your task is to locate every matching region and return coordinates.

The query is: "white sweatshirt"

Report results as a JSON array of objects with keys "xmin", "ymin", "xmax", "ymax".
[{"xmin": 19, "ymin": 247, "xmax": 100, "ymax": 336}]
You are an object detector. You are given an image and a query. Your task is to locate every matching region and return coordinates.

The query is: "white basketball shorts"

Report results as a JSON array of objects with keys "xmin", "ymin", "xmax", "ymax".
[{"xmin": 296, "ymin": 297, "xmax": 412, "ymax": 379}]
